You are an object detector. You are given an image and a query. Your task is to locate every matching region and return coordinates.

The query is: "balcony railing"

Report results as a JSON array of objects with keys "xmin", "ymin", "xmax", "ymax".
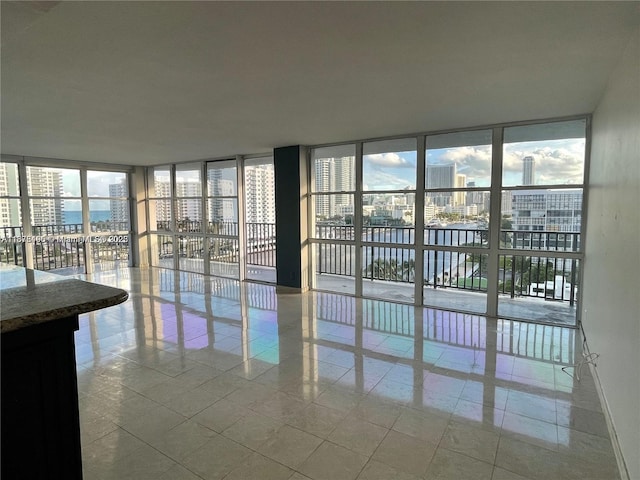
[
  {"xmin": 314, "ymin": 225, "xmax": 581, "ymax": 304},
  {"xmin": 0, "ymin": 226, "xmax": 25, "ymax": 266},
  {"xmin": 33, "ymin": 239, "xmax": 86, "ymax": 271},
  {"xmin": 0, "ymin": 224, "xmax": 130, "ymax": 272}
]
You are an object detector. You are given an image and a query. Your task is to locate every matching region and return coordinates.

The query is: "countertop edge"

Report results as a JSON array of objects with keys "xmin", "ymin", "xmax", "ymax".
[{"xmin": 1, "ymin": 289, "xmax": 129, "ymax": 334}]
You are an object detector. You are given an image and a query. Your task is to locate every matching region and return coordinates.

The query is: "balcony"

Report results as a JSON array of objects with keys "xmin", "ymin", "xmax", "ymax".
[
  {"xmin": 0, "ymin": 223, "xmax": 130, "ymax": 274},
  {"xmin": 313, "ymin": 225, "xmax": 581, "ymax": 326}
]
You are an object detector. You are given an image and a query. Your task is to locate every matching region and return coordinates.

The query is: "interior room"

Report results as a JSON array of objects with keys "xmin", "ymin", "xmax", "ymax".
[{"xmin": 1, "ymin": 2, "xmax": 638, "ymax": 480}]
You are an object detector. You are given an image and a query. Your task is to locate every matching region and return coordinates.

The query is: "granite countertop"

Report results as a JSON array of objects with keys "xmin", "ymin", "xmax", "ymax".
[{"xmin": 0, "ymin": 266, "xmax": 128, "ymax": 333}]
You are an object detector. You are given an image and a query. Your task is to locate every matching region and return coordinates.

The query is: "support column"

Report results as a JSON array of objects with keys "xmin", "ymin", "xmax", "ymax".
[
  {"xmin": 132, "ymin": 167, "xmax": 151, "ymax": 267},
  {"xmin": 274, "ymin": 146, "xmax": 309, "ymax": 292}
]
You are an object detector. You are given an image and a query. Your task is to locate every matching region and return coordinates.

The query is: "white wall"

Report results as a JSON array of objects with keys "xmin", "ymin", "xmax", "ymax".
[{"xmin": 584, "ymin": 25, "xmax": 640, "ymax": 480}]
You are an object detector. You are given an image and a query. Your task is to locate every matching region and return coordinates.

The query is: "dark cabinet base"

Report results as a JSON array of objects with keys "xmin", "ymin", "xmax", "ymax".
[{"xmin": 1, "ymin": 315, "xmax": 83, "ymax": 480}]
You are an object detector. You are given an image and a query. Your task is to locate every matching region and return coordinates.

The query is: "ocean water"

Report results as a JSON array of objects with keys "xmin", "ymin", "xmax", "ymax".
[{"xmin": 63, "ymin": 210, "xmax": 111, "ymax": 224}]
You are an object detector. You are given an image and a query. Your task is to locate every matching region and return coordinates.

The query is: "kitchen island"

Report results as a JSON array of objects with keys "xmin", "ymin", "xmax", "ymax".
[{"xmin": 0, "ymin": 266, "xmax": 128, "ymax": 480}]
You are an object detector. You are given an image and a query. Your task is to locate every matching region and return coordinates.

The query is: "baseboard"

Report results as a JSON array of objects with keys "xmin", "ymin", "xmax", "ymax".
[{"xmin": 582, "ymin": 328, "xmax": 631, "ymax": 480}]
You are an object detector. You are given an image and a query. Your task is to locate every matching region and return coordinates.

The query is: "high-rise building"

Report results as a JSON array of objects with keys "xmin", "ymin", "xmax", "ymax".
[
  {"xmin": 522, "ymin": 156, "xmax": 536, "ymax": 185},
  {"xmin": 26, "ymin": 167, "xmax": 63, "ymax": 225},
  {"xmin": 426, "ymin": 164, "xmax": 456, "ymax": 207},
  {"xmin": 314, "ymin": 156, "xmax": 355, "ymax": 218},
  {"xmin": 207, "ymin": 169, "xmax": 235, "ymax": 223},
  {"xmin": 0, "ymin": 163, "xmax": 21, "ymax": 228},
  {"xmin": 109, "ymin": 179, "xmax": 129, "ymax": 227},
  {"xmin": 245, "ymin": 164, "xmax": 275, "ymax": 224}
]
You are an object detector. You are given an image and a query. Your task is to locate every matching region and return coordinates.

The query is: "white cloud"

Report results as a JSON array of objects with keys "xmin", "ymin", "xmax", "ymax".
[
  {"xmin": 431, "ymin": 146, "xmax": 492, "ymax": 185},
  {"xmin": 365, "ymin": 153, "xmax": 414, "ymax": 169},
  {"xmin": 503, "ymin": 139, "xmax": 585, "ymax": 184},
  {"xmin": 363, "ymin": 170, "xmax": 415, "ymax": 190}
]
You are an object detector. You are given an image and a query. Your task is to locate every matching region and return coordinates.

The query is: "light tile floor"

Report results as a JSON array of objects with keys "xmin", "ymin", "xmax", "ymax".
[{"xmin": 75, "ymin": 267, "xmax": 619, "ymax": 480}]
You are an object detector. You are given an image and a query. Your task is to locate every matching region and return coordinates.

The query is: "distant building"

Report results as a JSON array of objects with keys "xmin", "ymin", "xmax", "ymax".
[
  {"xmin": 511, "ymin": 189, "xmax": 582, "ymax": 251},
  {"xmin": 314, "ymin": 156, "xmax": 355, "ymax": 218},
  {"xmin": 522, "ymin": 156, "xmax": 536, "ymax": 186},
  {"xmin": 206, "ymin": 169, "xmax": 235, "ymax": 224},
  {"xmin": 0, "ymin": 162, "xmax": 21, "ymax": 228},
  {"xmin": 26, "ymin": 167, "xmax": 63, "ymax": 225},
  {"xmin": 109, "ymin": 179, "xmax": 129, "ymax": 227},
  {"xmin": 501, "ymin": 191, "xmax": 513, "ymax": 216},
  {"xmin": 245, "ymin": 164, "xmax": 275, "ymax": 224}
]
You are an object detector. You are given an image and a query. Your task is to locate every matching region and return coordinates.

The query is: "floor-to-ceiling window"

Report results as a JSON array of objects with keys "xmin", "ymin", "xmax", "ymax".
[
  {"xmin": 497, "ymin": 119, "xmax": 586, "ymax": 324},
  {"xmin": 149, "ymin": 165, "xmax": 174, "ymax": 269},
  {"xmin": 361, "ymin": 138, "xmax": 418, "ymax": 302},
  {"xmin": 309, "ymin": 116, "xmax": 588, "ymax": 325},
  {"xmin": 149, "ymin": 159, "xmax": 242, "ymax": 279},
  {"xmin": 423, "ymin": 130, "xmax": 492, "ymax": 314},
  {"xmin": 310, "ymin": 144, "xmax": 357, "ymax": 295},
  {"xmin": 87, "ymin": 170, "xmax": 131, "ymax": 271},
  {"xmin": 0, "ymin": 158, "xmax": 132, "ymax": 273},
  {"xmin": 244, "ymin": 156, "xmax": 276, "ymax": 283},
  {"xmin": 206, "ymin": 160, "xmax": 239, "ymax": 279}
]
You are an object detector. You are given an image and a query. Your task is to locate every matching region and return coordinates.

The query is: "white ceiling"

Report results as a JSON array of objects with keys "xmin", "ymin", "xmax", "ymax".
[{"xmin": 2, "ymin": 1, "xmax": 639, "ymax": 166}]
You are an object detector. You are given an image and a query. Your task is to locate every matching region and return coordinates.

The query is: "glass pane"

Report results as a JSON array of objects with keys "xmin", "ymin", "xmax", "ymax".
[
  {"xmin": 87, "ymin": 171, "xmax": 128, "ymax": 197},
  {"xmin": 32, "ymin": 237, "xmax": 85, "ymax": 272},
  {"xmin": 245, "ymin": 157, "xmax": 276, "ymax": 284},
  {"xmin": 503, "ymin": 119, "xmax": 586, "ymax": 187},
  {"xmin": 362, "ymin": 192, "xmax": 415, "ymax": 232},
  {"xmin": 245, "ymin": 158, "xmax": 275, "ymax": 224},
  {"xmin": 178, "ymin": 236, "xmax": 205, "ymax": 273},
  {"xmin": 207, "ymin": 160, "xmax": 237, "ymax": 196},
  {"xmin": 423, "ymin": 249, "xmax": 488, "ymax": 314},
  {"xmin": 504, "ymin": 188, "xmax": 582, "ymax": 251},
  {"xmin": 208, "ymin": 237, "xmax": 239, "ymax": 278},
  {"xmin": 27, "ymin": 166, "xmax": 79, "ymax": 197},
  {"xmin": 152, "ymin": 166, "xmax": 171, "ymax": 197},
  {"xmin": 91, "ymin": 235, "xmax": 130, "ymax": 271},
  {"xmin": 424, "ymin": 192, "xmax": 489, "ymax": 247},
  {"xmin": 313, "ymin": 193, "xmax": 354, "ymax": 234},
  {"xmin": 89, "ymin": 199, "xmax": 129, "ymax": 232},
  {"xmin": 208, "ymin": 198, "xmax": 238, "ymax": 233},
  {"xmin": 175, "ymin": 198, "xmax": 202, "ymax": 228},
  {"xmin": 498, "ymin": 255, "xmax": 579, "ymax": 325},
  {"xmin": 313, "ymin": 243, "xmax": 355, "ymax": 295},
  {"xmin": 153, "ymin": 234, "xmax": 174, "ymax": 267},
  {"xmin": 426, "ymin": 130, "xmax": 492, "ymax": 188},
  {"xmin": 312, "ymin": 144, "xmax": 356, "ymax": 193},
  {"xmin": 362, "ymin": 246, "xmax": 415, "ymax": 303},
  {"xmin": 0, "ymin": 198, "xmax": 22, "ymax": 232},
  {"xmin": 30, "ymin": 199, "xmax": 83, "ymax": 233},
  {"xmin": 150, "ymin": 199, "xmax": 171, "ymax": 231},
  {"xmin": 0, "ymin": 199, "xmax": 23, "ymax": 266},
  {"xmin": 363, "ymin": 138, "xmax": 416, "ymax": 191},
  {"xmin": 176, "ymin": 163, "xmax": 202, "ymax": 197},
  {"xmin": 0, "ymin": 162, "xmax": 20, "ymax": 196}
]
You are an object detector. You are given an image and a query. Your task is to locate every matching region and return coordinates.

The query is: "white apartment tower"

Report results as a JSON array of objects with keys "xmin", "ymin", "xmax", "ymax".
[
  {"xmin": 109, "ymin": 180, "xmax": 129, "ymax": 227},
  {"xmin": 245, "ymin": 164, "xmax": 275, "ymax": 224},
  {"xmin": 314, "ymin": 156, "xmax": 355, "ymax": 219},
  {"xmin": 26, "ymin": 167, "xmax": 63, "ymax": 225},
  {"xmin": 522, "ymin": 156, "xmax": 536, "ymax": 186},
  {"xmin": 0, "ymin": 163, "xmax": 21, "ymax": 228}
]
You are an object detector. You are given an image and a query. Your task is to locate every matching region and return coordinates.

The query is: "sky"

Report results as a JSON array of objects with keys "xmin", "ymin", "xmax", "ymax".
[
  {"xmin": 33, "ymin": 168, "xmax": 127, "ymax": 211},
  {"xmin": 361, "ymin": 137, "xmax": 585, "ymax": 191}
]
